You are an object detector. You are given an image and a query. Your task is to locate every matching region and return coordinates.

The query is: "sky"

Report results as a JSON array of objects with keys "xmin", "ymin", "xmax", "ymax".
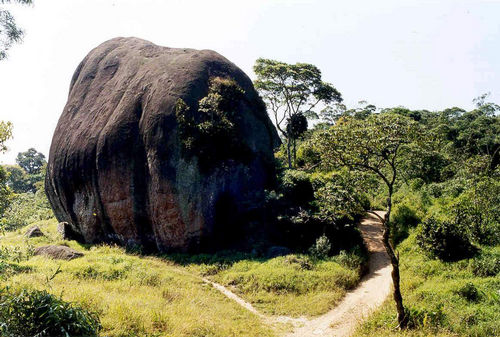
[{"xmin": 0, "ymin": 0, "xmax": 499, "ymax": 164}]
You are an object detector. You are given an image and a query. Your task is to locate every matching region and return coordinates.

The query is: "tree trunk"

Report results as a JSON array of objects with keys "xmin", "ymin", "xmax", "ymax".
[
  {"xmin": 382, "ymin": 195, "xmax": 407, "ymax": 329},
  {"xmin": 293, "ymin": 138, "xmax": 297, "ymax": 167},
  {"xmin": 287, "ymin": 137, "xmax": 292, "ymax": 169}
]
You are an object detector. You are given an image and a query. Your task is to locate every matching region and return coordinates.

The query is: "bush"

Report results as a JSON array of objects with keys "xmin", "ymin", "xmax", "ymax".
[
  {"xmin": 416, "ymin": 216, "xmax": 477, "ymax": 261},
  {"xmin": 334, "ymin": 249, "xmax": 365, "ymax": 269},
  {"xmin": 308, "ymin": 234, "xmax": 331, "ymax": 259},
  {"xmin": 0, "ymin": 287, "xmax": 101, "ymax": 336},
  {"xmin": 175, "ymin": 77, "xmax": 251, "ymax": 170},
  {"xmin": 456, "ymin": 282, "xmax": 481, "ymax": 302},
  {"xmin": 390, "ymin": 202, "xmax": 421, "ymax": 245},
  {"xmin": 279, "ymin": 170, "xmax": 314, "ymax": 206},
  {"xmin": 405, "ymin": 304, "xmax": 446, "ymax": 329},
  {"xmin": 451, "ymin": 177, "xmax": 500, "ymax": 245},
  {"xmin": 469, "ymin": 252, "xmax": 500, "ymax": 277},
  {"xmin": 0, "ymin": 190, "xmax": 53, "ymax": 231}
]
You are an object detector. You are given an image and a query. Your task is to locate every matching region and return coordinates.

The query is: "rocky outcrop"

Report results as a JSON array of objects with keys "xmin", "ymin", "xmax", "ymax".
[{"xmin": 45, "ymin": 37, "xmax": 279, "ymax": 252}]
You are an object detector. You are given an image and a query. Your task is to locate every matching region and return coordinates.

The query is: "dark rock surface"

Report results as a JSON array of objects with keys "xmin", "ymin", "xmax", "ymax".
[
  {"xmin": 25, "ymin": 226, "xmax": 44, "ymax": 238},
  {"xmin": 34, "ymin": 245, "xmax": 84, "ymax": 260},
  {"xmin": 57, "ymin": 222, "xmax": 82, "ymax": 240},
  {"xmin": 46, "ymin": 37, "xmax": 279, "ymax": 252},
  {"xmin": 266, "ymin": 246, "xmax": 292, "ymax": 258}
]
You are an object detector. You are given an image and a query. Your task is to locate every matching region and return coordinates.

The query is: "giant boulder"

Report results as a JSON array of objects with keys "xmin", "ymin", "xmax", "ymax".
[{"xmin": 46, "ymin": 37, "xmax": 279, "ymax": 252}]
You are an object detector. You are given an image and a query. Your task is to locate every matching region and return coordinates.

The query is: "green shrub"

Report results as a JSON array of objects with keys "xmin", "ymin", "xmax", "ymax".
[
  {"xmin": 0, "ymin": 244, "xmax": 33, "ymax": 263},
  {"xmin": 334, "ymin": 249, "xmax": 365, "ymax": 269},
  {"xmin": 456, "ymin": 282, "xmax": 481, "ymax": 302},
  {"xmin": 308, "ymin": 234, "xmax": 331, "ymax": 259},
  {"xmin": 279, "ymin": 170, "xmax": 314, "ymax": 206},
  {"xmin": 283, "ymin": 255, "xmax": 312, "ymax": 270},
  {"xmin": 0, "ymin": 190, "xmax": 53, "ymax": 231},
  {"xmin": 469, "ymin": 252, "xmax": 500, "ymax": 277},
  {"xmin": 175, "ymin": 77, "xmax": 251, "ymax": 170},
  {"xmin": 390, "ymin": 202, "xmax": 421, "ymax": 245},
  {"xmin": 416, "ymin": 216, "xmax": 477, "ymax": 261},
  {"xmin": 405, "ymin": 304, "xmax": 446, "ymax": 329},
  {"xmin": 451, "ymin": 177, "xmax": 500, "ymax": 245},
  {"xmin": 0, "ymin": 287, "xmax": 101, "ymax": 336}
]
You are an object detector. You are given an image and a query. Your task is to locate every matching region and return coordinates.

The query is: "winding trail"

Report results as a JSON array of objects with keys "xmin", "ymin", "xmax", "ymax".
[{"xmin": 203, "ymin": 211, "xmax": 392, "ymax": 337}]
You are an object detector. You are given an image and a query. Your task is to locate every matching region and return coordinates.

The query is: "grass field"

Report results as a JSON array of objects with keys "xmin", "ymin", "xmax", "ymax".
[
  {"xmin": 196, "ymin": 252, "xmax": 365, "ymax": 317},
  {"xmin": 0, "ymin": 217, "xmax": 365, "ymax": 336},
  {"xmin": 355, "ymin": 230, "xmax": 500, "ymax": 337}
]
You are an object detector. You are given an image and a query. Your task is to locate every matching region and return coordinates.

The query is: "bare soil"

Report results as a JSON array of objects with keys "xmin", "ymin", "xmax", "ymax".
[{"xmin": 204, "ymin": 211, "xmax": 392, "ymax": 337}]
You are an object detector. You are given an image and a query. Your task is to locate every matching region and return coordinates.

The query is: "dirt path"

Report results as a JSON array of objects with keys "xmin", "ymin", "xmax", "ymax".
[
  {"xmin": 285, "ymin": 211, "xmax": 391, "ymax": 337},
  {"xmin": 203, "ymin": 211, "xmax": 392, "ymax": 337}
]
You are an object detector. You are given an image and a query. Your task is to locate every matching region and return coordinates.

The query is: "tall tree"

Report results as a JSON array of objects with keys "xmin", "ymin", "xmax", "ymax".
[
  {"xmin": 315, "ymin": 113, "xmax": 427, "ymax": 328},
  {"xmin": 253, "ymin": 58, "xmax": 342, "ymax": 168},
  {"xmin": 16, "ymin": 147, "xmax": 45, "ymax": 175},
  {"xmin": 0, "ymin": 0, "xmax": 32, "ymax": 60}
]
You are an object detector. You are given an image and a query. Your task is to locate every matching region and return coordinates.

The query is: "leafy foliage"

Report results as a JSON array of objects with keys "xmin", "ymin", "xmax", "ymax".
[
  {"xmin": 0, "ymin": 188, "xmax": 53, "ymax": 231},
  {"xmin": 254, "ymin": 58, "xmax": 342, "ymax": 168},
  {"xmin": 0, "ymin": 167, "xmax": 11, "ymax": 217},
  {"xmin": 416, "ymin": 216, "xmax": 477, "ymax": 261},
  {"xmin": 15, "ymin": 147, "xmax": 46, "ymax": 175},
  {"xmin": 175, "ymin": 77, "xmax": 251, "ymax": 170},
  {"xmin": 315, "ymin": 113, "xmax": 423, "ymax": 184},
  {"xmin": 3, "ymin": 163, "xmax": 45, "ymax": 193},
  {"xmin": 456, "ymin": 282, "xmax": 481, "ymax": 302},
  {"xmin": 286, "ymin": 112, "xmax": 308, "ymax": 140},
  {"xmin": 0, "ymin": 1, "xmax": 33, "ymax": 60},
  {"xmin": 279, "ymin": 169, "xmax": 314, "ymax": 206},
  {"xmin": 469, "ymin": 251, "xmax": 500, "ymax": 277},
  {"xmin": 450, "ymin": 175, "xmax": 500, "ymax": 245},
  {"xmin": 0, "ymin": 287, "xmax": 101, "ymax": 336},
  {"xmin": 0, "ymin": 121, "xmax": 12, "ymax": 153},
  {"xmin": 308, "ymin": 234, "xmax": 331, "ymax": 259},
  {"xmin": 0, "ymin": 122, "xmax": 13, "ymax": 218}
]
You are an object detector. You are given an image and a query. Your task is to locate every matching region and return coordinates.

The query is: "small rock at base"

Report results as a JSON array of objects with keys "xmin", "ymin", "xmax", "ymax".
[
  {"xmin": 25, "ymin": 226, "xmax": 44, "ymax": 238},
  {"xmin": 34, "ymin": 245, "xmax": 84, "ymax": 260}
]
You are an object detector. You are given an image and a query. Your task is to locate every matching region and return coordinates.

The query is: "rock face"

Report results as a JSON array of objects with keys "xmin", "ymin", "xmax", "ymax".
[{"xmin": 46, "ymin": 37, "xmax": 279, "ymax": 252}]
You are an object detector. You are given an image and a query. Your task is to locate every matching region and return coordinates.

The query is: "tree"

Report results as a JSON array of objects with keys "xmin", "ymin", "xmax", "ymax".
[
  {"xmin": 0, "ymin": 0, "xmax": 32, "ymax": 60},
  {"xmin": 16, "ymin": 147, "xmax": 46, "ymax": 175},
  {"xmin": 321, "ymin": 100, "xmax": 376, "ymax": 123},
  {"xmin": 2, "ymin": 164, "xmax": 43, "ymax": 193},
  {"xmin": 0, "ymin": 120, "xmax": 13, "ymax": 216},
  {"xmin": 286, "ymin": 112, "xmax": 308, "ymax": 165},
  {"xmin": 254, "ymin": 58, "xmax": 342, "ymax": 168},
  {"xmin": 314, "ymin": 113, "xmax": 426, "ymax": 328},
  {"xmin": 0, "ymin": 121, "xmax": 12, "ymax": 152}
]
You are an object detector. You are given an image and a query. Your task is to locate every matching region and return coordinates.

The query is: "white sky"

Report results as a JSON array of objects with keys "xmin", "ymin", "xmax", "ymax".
[{"xmin": 0, "ymin": 0, "xmax": 499, "ymax": 164}]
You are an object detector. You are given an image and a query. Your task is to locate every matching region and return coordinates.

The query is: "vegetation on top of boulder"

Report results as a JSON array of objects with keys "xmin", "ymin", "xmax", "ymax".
[{"xmin": 175, "ymin": 76, "xmax": 253, "ymax": 170}]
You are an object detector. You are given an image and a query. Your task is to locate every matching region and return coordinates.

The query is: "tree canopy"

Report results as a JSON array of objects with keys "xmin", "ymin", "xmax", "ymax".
[
  {"xmin": 0, "ymin": 121, "xmax": 12, "ymax": 153},
  {"xmin": 314, "ymin": 112, "xmax": 427, "ymax": 328},
  {"xmin": 254, "ymin": 58, "xmax": 342, "ymax": 168},
  {"xmin": 16, "ymin": 147, "xmax": 46, "ymax": 175},
  {"xmin": 0, "ymin": 0, "xmax": 32, "ymax": 60}
]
